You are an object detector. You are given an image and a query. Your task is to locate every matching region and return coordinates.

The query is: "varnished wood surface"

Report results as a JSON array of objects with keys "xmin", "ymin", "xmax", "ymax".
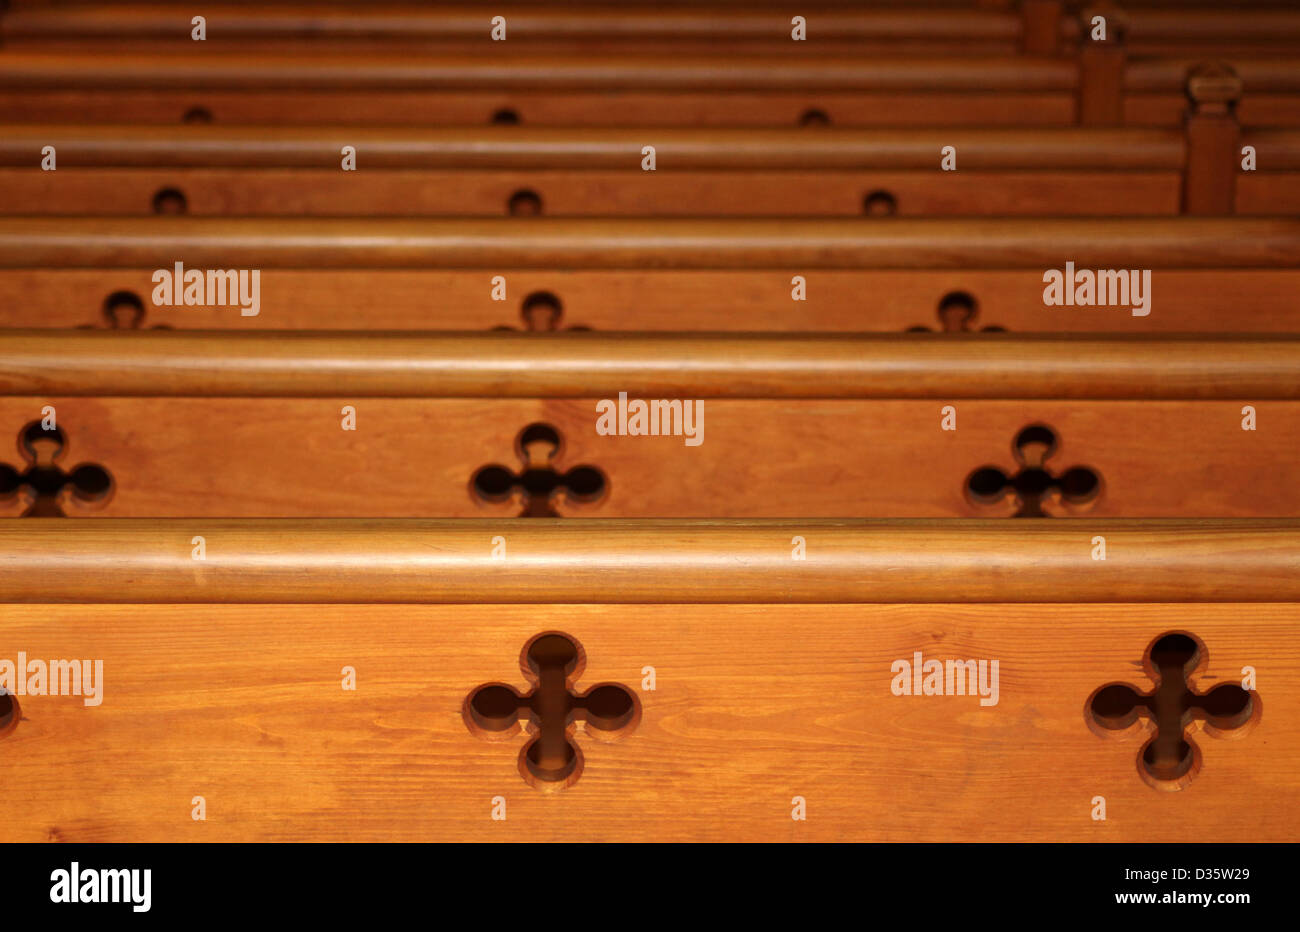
[
  {"xmin": 11, "ymin": 269, "xmax": 1299, "ymax": 332},
  {"xmin": 3, "ymin": 331, "xmax": 1299, "ymax": 399},
  {"xmin": 0, "ymin": 5, "xmax": 1025, "ymax": 44},
  {"xmin": 0, "ymin": 52, "xmax": 1081, "ymax": 92},
  {"xmin": 3, "ymin": 217, "xmax": 1298, "ymax": 268},
  {"xmin": 0, "ymin": 125, "xmax": 1189, "ymax": 169},
  {"xmin": 1, "ymin": 601, "xmax": 1296, "ymax": 840},
  {"xmin": 2, "ymin": 519, "xmax": 1298, "ymax": 602},
  {"xmin": 0, "ymin": 51, "xmax": 1293, "ymax": 95},
  {"xmin": 0, "ymin": 168, "xmax": 1188, "ymax": 217},
  {"xmin": 0, "ymin": 398, "xmax": 1293, "ymax": 518},
  {"xmin": 0, "ymin": 88, "xmax": 1082, "ymax": 127}
]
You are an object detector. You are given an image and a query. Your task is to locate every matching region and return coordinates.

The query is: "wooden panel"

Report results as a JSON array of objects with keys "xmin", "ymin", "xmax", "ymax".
[
  {"xmin": 0, "ymin": 168, "xmax": 1185, "ymax": 218},
  {"xmin": 0, "ymin": 398, "xmax": 1292, "ymax": 517},
  {"xmin": 8, "ymin": 269, "xmax": 1298, "ymax": 333},
  {"xmin": 1, "ymin": 601, "xmax": 1294, "ymax": 841},
  {"xmin": 0, "ymin": 89, "xmax": 1079, "ymax": 127}
]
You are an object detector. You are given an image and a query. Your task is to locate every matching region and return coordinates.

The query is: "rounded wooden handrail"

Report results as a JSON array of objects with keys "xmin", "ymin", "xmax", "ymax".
[
  {"xmin": 0, "ymin": 125, "xmax": 1186, "ymax": 169},
  {"xmin": 0, "ymin": 51, "xmax": 1080, "ymax": 91},
  {"xmin": 1, "ymin": 218, "xmax": 1296, "ymax": 268},
  {"xmin": 0, "ymin": 519, "xmax": 1295, "ymax": 603},
  {"xmin": 1243, "ymin": 130, "xmax": 1300, "ymax": 170},
  {"xmin": 1, "ymin": 331, "xmax": 1296, "ymax": 399},
  {"xmin": 0, "ymin": 6, "xmax": 1022, "ymax": 41}
]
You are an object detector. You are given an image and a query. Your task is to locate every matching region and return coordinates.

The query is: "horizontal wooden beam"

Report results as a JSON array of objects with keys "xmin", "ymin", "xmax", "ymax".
[
  {"xmin": 2, "ymin": 52, "xmax": 1297, "ymax": 94},
  {"xmin": 1, "ymin": 518, "xmax": 1295, "ymax": 603},
  {"xmin": 0, "ymin": 125, "xmax": 1187, "ymax": 170},
  {"xmin": 0, "ymin": 6, "xmax": 1023, "ymax": 41},
  {"xmin": 2, "ymin": 331, "xmax": 1297, "ymax": 399},
  {"xmin": 1, "ymin": 217, "xmax": 1296, "ymax": 268},
  {"xmin": 0, "ymin": 52, "xmax": 1080, "ymax": 91}
]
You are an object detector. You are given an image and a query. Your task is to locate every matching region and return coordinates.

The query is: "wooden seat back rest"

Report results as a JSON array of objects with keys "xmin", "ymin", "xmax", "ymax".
[{"xmin": 2, "ymin": 520, "xmax": 1295, "ymax": 841}]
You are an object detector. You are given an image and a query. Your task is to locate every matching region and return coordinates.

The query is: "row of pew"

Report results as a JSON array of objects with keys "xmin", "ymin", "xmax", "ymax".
[{"xmin": 0, "ymin": 0, "xmax": 1297, "ymax": 844}]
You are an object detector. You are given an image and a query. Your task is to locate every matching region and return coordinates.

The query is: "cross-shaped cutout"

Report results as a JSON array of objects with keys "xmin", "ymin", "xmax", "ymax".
[
  {"xmin": 0, "ymin": 421, "xmax": 114, "ymax": 517},
  {"xmin": 464, "ymin": 632, "xmax": 639, "ymax": 790},
  {"xmin": 965, "ymin": 424, "xmax": 1101, "ymax": 517},
  {"xmin": 471, "ymin": 422, "xmax": 606, "ymax": 517},
  {"xmin": 1088, "ymin": 632, "xmax": 1255, "ymax": 789},
  {"xmin": 491, "ymin": 291, "xmax": 589, "ymax": 333},
  {"xmin": 907, "ymin": 291, "xmax": 1005, "ymax": 333}
]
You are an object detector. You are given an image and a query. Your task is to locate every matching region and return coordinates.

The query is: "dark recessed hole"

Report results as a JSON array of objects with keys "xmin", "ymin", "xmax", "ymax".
[
  {"xmin": 862, "ymin": 190, "xmax": 898, "ymax": 216},
  {"xmin": 69, "ymin": 464, "xmax": 113, "ymax": 501},
  {"xmin": 182, "ymin": 107, "xmax": 213, "ymax": 124},
  {"xmin": 1150, "ymin": 633, "xmax": 1198, "ymax": 671},
  {"xmin": 507, "ymin": 189, "xmax": 543, "ymax": 216},
  {"xmin": 468, "ymin": 685, "xmax": 521, "ymax": 731},
  {"xmin": 472, "ymin": 465, "xmax": 516, "ymax": 501},
  {"xmin": 518, "ymin": 422, "xmax": 561, "ymax": 454},
  {"xmin": 1059, "ymin": 466, "xmax": 1101, "ymax": 502},
  {"xmin": 102, "ymin": 290, "xmax": 146, "ymax": 329},
  {"xmin": 582, "ymin": 684, "xmax": 635, "ymax": 731},
  {"xmin": 526, "ymin": 633, "xmax": 580, "ymax": 677},
  {"xmin": 799, "ymin": 108, "xmax": 831, "ymax": 126},
  {"xmin": 1091, "ymin": 684, "xmax": 1142, "ymax": 727},
  {"xmin": 559, "ymin": 466, "xmax": 605, "ymax": 501},
  {"xmin": 524, "ymin": 735, "xmax": 578, "ymax": 783},
  {"xmin": 152, "ymin": 187, "xmax": 188, "ymax": 215},
  {"xmin": 1143, "ymin": 738, "xmax": 1194, "ymax": 779},
  {"xmin": 521, "ymin": 291, "xmax": 563, "ymax": 331},
  {"xmin": 0, "ymin": 692, "xmax": 18, "ymax": 737},
  {"xmin": 0, "ymin": 464, "xmax": 19, "ymax": 497},
  {"xmin": 966, "ymin": 467, "xmax": 1008, "ymax": 502},
  {"xmin": 937, "ymin": 290, "xmax": 978, "ymax": 330},
  {"xmin": 491, "ymin": 108, "xmax": 521, "ymax": 125},
  {"xmin": 1013, "ymin": 424, "xmax": 1058, "ymax": 460}
]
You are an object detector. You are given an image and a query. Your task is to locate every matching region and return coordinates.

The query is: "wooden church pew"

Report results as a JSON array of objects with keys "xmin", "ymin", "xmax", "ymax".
[
  {"xmin": 6, "ymin": 2, "xmax": 1300, "ymax": 58},
  {"xmin": 0, "ymin": 329, "xmax": 1296, "ymax": 519},
  {"xmin": 1, "ymin": 43, "xmax": 1297, "ymax": 128},
  {"xmin": 1, "ymin": 518, "xmax": 1295, "ymax": 840},
  {"xmin": 0, "ymin": 217, "xmax": 1296, "ymax": 332},
  {"xmin": 0, "ymin": 51, "xmax": 1084, "ymax": 127},
  {"xmin": 0, "ymin": 3, "xmax": 1037, "ymax": 56},
  {"xmin": 0, "ymin": 116, "xmax": 1270, "ymax": 218}
]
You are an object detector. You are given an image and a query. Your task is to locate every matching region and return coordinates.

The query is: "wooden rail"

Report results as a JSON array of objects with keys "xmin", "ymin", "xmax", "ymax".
[
  {"xmin": 0, "ymin": 125, "xmax": 1187, "ymax": 170},
  {"xmin": 2, "ymin": 331, "xmax": 1297, "ymax": 399},
  {"xmin": 0, "ymin": 52, "xmax": 1081, "ymax": 91},
  {"xmin": 1, "ymin": 518, "xmax": 1296, "ymax": 603},
  {"xmin": 1, "ymin": 217, "xmax": 1296, "ymax": 268},
  {"xmin": 0, "ymin": 5, "xmax": 1025, "ymax": 44},
  {"xmin": 0, "ymin": 51, "xmax": 1296, "ymax": 94}
]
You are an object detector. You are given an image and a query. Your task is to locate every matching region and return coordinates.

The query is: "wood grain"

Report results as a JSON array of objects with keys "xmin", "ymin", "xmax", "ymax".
[
  {"xmin": 0, "ymin": 602, "xmax": 1295, "ymax": 841},
  {"xmin": 7, "ymin": 268, "xmax": 1297, "ymax": 332},
  {"xmin": 1, "ymin": 217, "xmax": 1297, "ymax": 268},
  {"xmin": 2, "ymin": 331, "xmax": 1298, "ymax": 399},
  {"xmin": 0, "ymin": 398, "xmax": 1292, "ymax": 518},
  {"xmin": 0, "ymin": 519, "xmax": 1297, "ymax": 602},
  {"xmin": 0, "ymin": 125, "xmax": 1189, "ymax": 169}
]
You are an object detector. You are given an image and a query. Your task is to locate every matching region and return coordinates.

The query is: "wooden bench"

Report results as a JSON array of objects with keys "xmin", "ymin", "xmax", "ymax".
[
  {"xmin": 0, "ymin": 217, "xmax": 1295, "ymax": 332},
  {"xmin": 1, "ymin": 518, "xmax": 1294, "ymax": 840},
  {"xmin": 6, "ymin": 2, "xmax": 1300, "ymax": 57},
  {"xmin": 0, "ymin": 330, "xmax": 1295, "ymax": 518},
  {"xmin": 0, "ymin": 103, "xmax": 1280, "ymax": 217}
]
